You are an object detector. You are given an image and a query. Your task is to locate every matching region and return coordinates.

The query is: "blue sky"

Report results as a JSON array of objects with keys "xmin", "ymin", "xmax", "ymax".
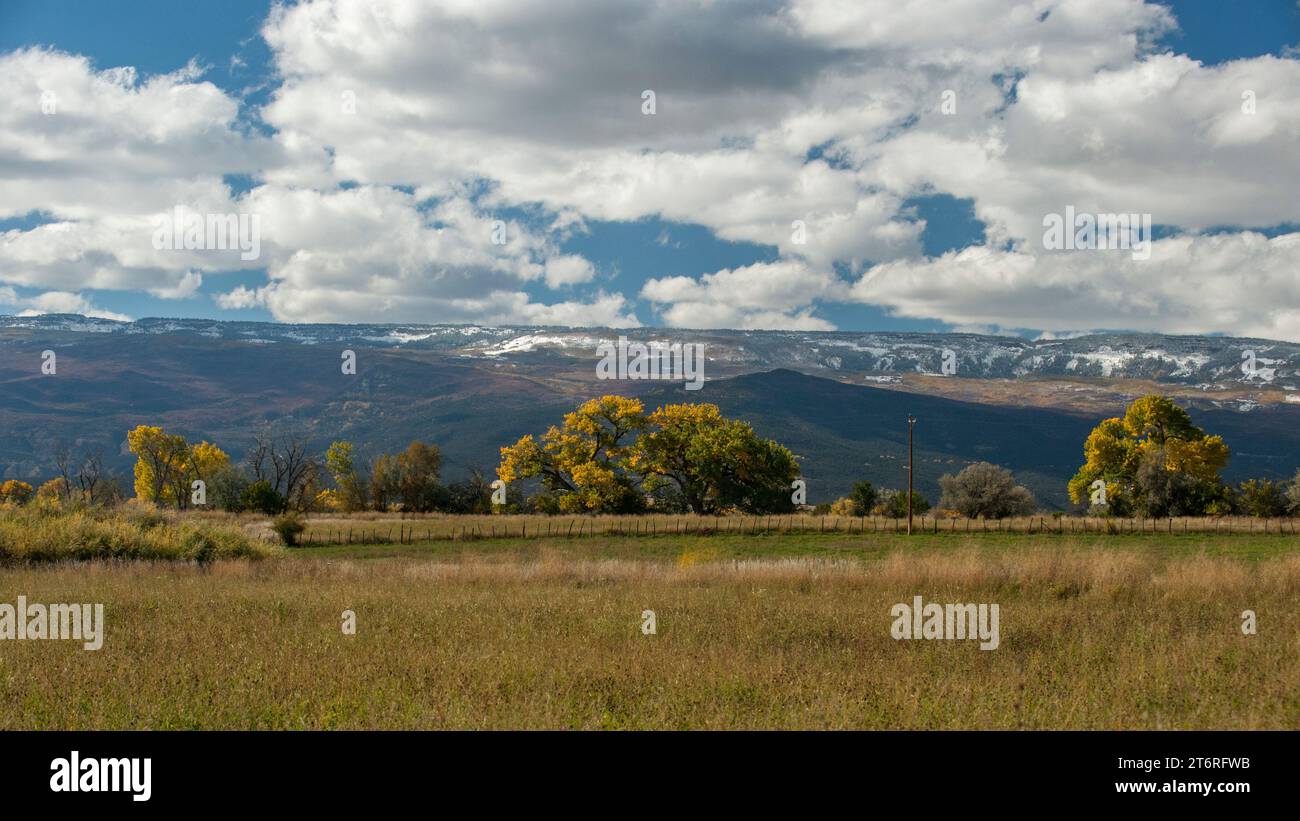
[{"xmin": 1, "ymin": 1, "xmax": 1298, "ymax": 337}]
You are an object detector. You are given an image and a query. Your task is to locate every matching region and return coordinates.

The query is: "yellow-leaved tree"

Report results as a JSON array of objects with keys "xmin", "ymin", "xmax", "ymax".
[
  {"xmin": 183, "ymin": 441, "xmax": 231, "ymax": 507},
  {"xmin": 498, "ymin": 397, "xmax": 800, "ymax": 515},
  {"xmin": 1068, "ymin": 395, "xmax": 1229, "ymax": 516},
  {"xmin": 498, "ymin": 395, "xmax": 647, "ymax": 513},
  {"xmin": 127, "ymin": 425, "xmax": 228, "ymax": 508},
  {"xmin": 628, "ymin": 403, "xmax": 799, "ymax": 514},
  {"xmin": 0, "ymin": 479, "xmax": 35, "ymax": 506},
  {"xmin": 128, "ymin": 425, "xmax": 189, "ymax": 504}
]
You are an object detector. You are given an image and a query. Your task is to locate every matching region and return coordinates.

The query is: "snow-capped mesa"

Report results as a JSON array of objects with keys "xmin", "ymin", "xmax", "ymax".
[{"xmin": 2, "ymin": 314, "xmax": 1294, "ymax": 389}]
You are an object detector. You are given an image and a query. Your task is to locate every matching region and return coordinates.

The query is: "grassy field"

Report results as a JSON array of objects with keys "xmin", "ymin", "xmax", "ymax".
[
  {"xmin": 1, "ymin": 518, "xmax": 1297, "ymax": 729},
  {"xmin": 278, "ymin": 512, "xmax": 1300, "ymax": 543},
  {"xmin": 292, "ymin": 529, "xmax": 1300, "ymax": 562}
]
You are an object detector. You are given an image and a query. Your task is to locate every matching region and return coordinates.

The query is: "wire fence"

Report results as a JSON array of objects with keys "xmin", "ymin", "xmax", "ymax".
[{"xmin": 290, "ymin": 513, "xmax": 1300, "ymax": 545}]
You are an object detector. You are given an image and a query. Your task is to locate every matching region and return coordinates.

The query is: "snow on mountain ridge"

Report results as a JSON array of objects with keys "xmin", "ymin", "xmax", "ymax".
[{"xmin": 2, "ymin": 314, "xmax": 1297, "ymax": 388}]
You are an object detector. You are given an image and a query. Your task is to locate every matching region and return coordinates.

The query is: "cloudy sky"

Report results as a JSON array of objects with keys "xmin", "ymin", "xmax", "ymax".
[{"xmin": 1, "ymin": 0, "xmax": 1298, "ymax": 338}]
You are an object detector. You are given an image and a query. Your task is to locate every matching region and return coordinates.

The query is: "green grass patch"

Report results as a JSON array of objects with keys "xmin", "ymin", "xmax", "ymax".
[{"xmin": 293, "ymin": 530, "xmax": 1300, "ymax": 563}]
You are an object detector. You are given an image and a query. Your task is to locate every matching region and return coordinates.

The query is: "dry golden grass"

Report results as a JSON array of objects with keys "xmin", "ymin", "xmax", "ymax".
[
  {"xmin": 1, "ymin": 546, "xmax": 1296, "ymax": 729},
  {"xmin": 0, "ymin": 506, "xmax": 276, "ymax": 563}
]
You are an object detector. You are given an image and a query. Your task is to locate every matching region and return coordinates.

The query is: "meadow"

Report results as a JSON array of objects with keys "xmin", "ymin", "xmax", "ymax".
[
  {"xmin": 1, "ymin": 510, "xmax": 1297, "ymax": 730},
  {"xmin": 271, "ymin": 511, "xmax": 1300, "ymax": 544}
]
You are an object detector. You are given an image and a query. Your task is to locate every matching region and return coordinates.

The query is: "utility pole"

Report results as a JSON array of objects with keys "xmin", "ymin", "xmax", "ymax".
[{"xmin": 907, "ymin": 415, "xmax": 916, "ymax": 535}]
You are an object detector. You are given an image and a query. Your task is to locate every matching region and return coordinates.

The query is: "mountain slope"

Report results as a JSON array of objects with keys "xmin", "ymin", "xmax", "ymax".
[{"xmin": 3, "ymin": 315, "xmax": 1299, "ymax": 506}]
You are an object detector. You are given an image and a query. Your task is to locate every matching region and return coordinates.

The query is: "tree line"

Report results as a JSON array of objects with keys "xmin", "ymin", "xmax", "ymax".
[{"xmin": 3, "ymin": 393, "xmax": 1300, "ymax": 519}]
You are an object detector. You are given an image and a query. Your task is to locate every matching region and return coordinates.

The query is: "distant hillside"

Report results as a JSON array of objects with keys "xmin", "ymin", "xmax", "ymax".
[
  {"xmin": 5, "ymin": 314, "xmax": 1298, "ymax": 390},
  {"xmin": 3, "ymin": 314, "xmax": 1300, "ymax": 506}
]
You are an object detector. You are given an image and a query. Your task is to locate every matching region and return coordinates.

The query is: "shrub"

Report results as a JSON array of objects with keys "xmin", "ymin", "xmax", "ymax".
[
  {"xmin": 242, "ymin": 480, "xmax": 285, "ymax": 515},
  {"xmin": 875, "ymin": 489, "xmax": 931, "ymax": 518},
  {"xmin": 442, "ymin": 473, "xmax": 492, "ymax": 514},
  {"xmin": 0, "ymin": 480, "xmax": 34, "ymax": 506},
  {"xmin": 123, "ymin": 504, "xmax": 170, "ymax": 530},
  {"xmin": 1237, "ymin": 479, "xmax": 1289, "ymax": 518},
  {"xmin": 829, "ymin": 497, "xmax": 857, "ymax": 516},
  {"xmin": 0, "ymin": 506, "xmax": 276, "ymax": 563},
  {"xmin": 271, "ymin": 512, "xmax": 306, "ymax": 547},
  {"xmin": 34, "ymin": 477, "xmax": 72, "ymax": 510},
  {"xmin": 522, "ymin": 491, "xmax": 559, "ymax": 517},
  {"xmin": 209, "ymin": 466, "xmax": 251, "ymax": 512},
  {"xmin": 938, "ymin": 462, "xmax": 1037, "ymax": 519}
]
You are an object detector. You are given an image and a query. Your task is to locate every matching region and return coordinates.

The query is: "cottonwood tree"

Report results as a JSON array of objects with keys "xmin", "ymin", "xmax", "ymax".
[
  {"xmin": 35, "ymin": 477, "xmax": 71, "ymax": 507},
  {"xmin": 167, "ymin": 441, "xmax": 230, "ymax": 508},
  {"xmin": 829, "ymin": 482, "xmax": 880, "ymax": 517},
  {"xmin": 208, "ymin": 464, "xmax": 251, "ymax": 512},
  {"xmin": 394, "ymin": 441, "xmax": 443, "ymax": 512},
  {"xmin": 499, "ymin": 397, "xmax": 799, "ymax": 515},
  {"xmin": 368, "ymin": 441, "xmax": 446, "ymax": 512},
  {"xmin": 53, "ymin": 442, "xmax": 75, "ymax": 503},
  {"xmin": 631, "ymin": 403, "xmax": 799, "ymax": 515},
  {"xmin": 1068, "ymin": 395, "xmax": 1230, "ymax": 515},
  {"xmin": 370, "ymin": 452, "xmax": 402, "ymax": 511},
  {"xmin": 127, "ymin": 426, "xmax": 232, "ymax": 509},
  {"xmin": 325, "ymin": 440, "xmax": 369, "ymax": 511},
  {"xmin": 498, "ymin": 395, "xmax": 647, "ymax": 513},
  {"xmin": 127, "ymin": 425, "xmax": 190, "ymax": 505},
  {"xmin": 438, "ymin": 468, "xmax": 528, "ymax": 513}
]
